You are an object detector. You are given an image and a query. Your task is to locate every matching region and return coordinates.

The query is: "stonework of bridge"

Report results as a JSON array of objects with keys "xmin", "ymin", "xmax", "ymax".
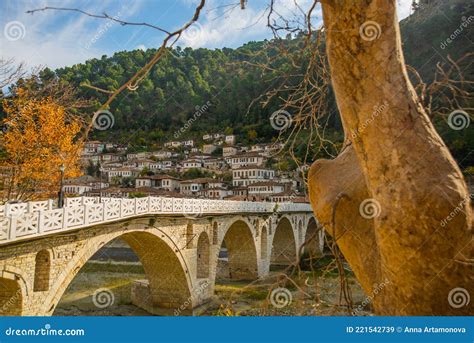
[{"xmin": 0, "ymin": 196, "xmax": 322, "ymax": 316}]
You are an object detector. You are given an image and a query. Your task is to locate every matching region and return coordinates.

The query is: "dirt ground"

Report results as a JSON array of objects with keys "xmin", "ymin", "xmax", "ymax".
[{"xmin": 54, "ymin": 260, "xmax": 372, "ymax": 316}]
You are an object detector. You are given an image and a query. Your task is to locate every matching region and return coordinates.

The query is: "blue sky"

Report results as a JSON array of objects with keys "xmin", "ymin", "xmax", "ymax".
[{"xmin": 1, "ymin": 0, "xmax": 414, "ymax": 70}]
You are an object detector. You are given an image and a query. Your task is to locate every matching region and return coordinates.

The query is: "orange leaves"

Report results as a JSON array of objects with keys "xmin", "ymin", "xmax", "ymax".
[{"xmin": 2, "ymin": 89, "xmax": 84, "ymax": 200}]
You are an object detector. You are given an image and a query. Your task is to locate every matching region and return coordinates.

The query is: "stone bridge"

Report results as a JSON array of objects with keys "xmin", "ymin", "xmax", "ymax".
[{"xmin": 0, "ymin": 196, "xmax": 322, "ymax": 316}]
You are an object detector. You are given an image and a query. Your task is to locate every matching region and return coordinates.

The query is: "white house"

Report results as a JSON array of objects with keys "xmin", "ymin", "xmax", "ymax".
[
  {"xmin": 248, "ymin": 181, "xmax": 285, "ymax": 196},
  {"xmin": 135, "ymin": 175, "xmax": 180, "ymax": 191},
  {"xmin": 223, "ymin": 146, "xmax": 238, "ymax": 157},
  {"xmin": 126, "ymin": 152, "xmax": 150, "ymax": 160},
  {"xmin": 232, "ymin": 166, "xmax": 275, "ymax": 187},
  {"xmin": 100, "ymin": 153, "xmax": 115, "ymax": 163},
  {"xmin": 268, "ymin": 191, "xmax": 305, "ymax": 203},
  {"xmin": 182, "ymin": 158, "xmax": 203, "ymax": 170},
  {"xmin": 225, "ymin": 135, "xmax": 236, "ymax": 145},
  {"xmin": 83, "ymin": 141, "xmax": 104, "ymax": 155},
  {"xmin": 203, "ymin": 158, "xmax": 225, "ymax": 170},
  {"xmin": 179, "ymin": 178, "xmax": 216, "ymax": 196},
  {"xmin": 225, "ymin": 152, "xmax": 266, "ymax": 169},
  {"xmin": 160, "ymin": 160, "xmax": 175, "ymax": 170},
  {"xmin": 104, "ymin": 168, "xmax": 140, "ymax": 182},
  {"xmin": 203, "ymin": 144, "xmax": 217, "ymax": 154},
  {"xmin": 200, "ymin": 187, "xmax": 232, "ymax": 199},
  {"xmin": 63, "ymin": 175, "xmax": 109, "ymax": 194},
  {"xmin": 151, "ymin": 150, "xmax": 173, "ymax": 160},
  {"xmin": 164, "ymin": 141, "xmax": 182, "ymax": 148},
  {"xmin": 63, "ymin": 183, "xmax": 92, "ymax": 195}
]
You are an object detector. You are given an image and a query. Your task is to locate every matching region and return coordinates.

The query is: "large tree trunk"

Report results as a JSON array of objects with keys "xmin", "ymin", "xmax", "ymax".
[{"xmin": 309, "ymin": 0, "xmax": 473, "ymax": 315}]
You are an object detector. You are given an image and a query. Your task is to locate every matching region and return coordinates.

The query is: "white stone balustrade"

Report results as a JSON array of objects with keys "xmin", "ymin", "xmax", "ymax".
[{"xmin": 0, "ymin": 196, "xmax": 313, "ymax": 245}]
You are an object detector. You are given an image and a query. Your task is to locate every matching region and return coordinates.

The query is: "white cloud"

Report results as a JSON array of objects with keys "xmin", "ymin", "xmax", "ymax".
[
  {"xmin": 0, "ymin": 0, "xmax": 416, "ymax": 71},
  {"xmin": 397, "ymin": 0, "xmax": 414, "ymax": 20},
  {"xmin": 0, "ymin": 0, "xmax": 144, "ymax": 70}
]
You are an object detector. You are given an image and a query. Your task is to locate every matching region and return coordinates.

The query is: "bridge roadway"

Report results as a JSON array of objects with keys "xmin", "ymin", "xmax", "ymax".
[{"xmin": 0, "ymin": 196, "xmax": 322, "ymax": 316}]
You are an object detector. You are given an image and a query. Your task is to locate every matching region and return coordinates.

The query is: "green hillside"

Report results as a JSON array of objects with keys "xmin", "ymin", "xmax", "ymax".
[{"xmin": 7, "ymin": 0, "xmax": 474, "ymax": 167}]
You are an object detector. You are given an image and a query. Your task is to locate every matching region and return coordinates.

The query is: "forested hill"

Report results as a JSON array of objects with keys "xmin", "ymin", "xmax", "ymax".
[{"xmin": 47, "ymin": 0, "xmax": 472, "ymax": 164}]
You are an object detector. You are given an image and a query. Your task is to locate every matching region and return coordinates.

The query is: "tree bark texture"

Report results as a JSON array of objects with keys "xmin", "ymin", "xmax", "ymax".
[{"xmin": 309, "ymin": 0, "xmax": 473, "ymax": 315}]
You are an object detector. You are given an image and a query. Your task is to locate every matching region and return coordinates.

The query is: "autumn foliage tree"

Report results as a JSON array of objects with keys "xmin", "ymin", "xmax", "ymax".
[{"xmin": 1, "ymin": 89, "xmax": 83, "ymax": 201}]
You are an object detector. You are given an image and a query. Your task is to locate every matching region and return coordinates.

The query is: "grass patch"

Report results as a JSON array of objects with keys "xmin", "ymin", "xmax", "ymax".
[{"xmin": 80, "ymin": 262, "xmax": 145, "ymax": 274}]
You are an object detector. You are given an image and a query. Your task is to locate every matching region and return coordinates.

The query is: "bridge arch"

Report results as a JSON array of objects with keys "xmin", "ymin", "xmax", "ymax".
[
  {"xmin": 42, "ymin": 224, "xmax": 193, "ymax": 316},
  {"xmin": 303, "ymin": 217, "xmax": 322, "ymax": 257},
  {"xmin": 218, "ymin": 217, "xmax": 258, "ymax": 280},
  {"xmin": 196, "ymin": 232, "xmax": 210, "ymax": 279},
  {"xmin": 271, "ymin": 217, "xmax": 297, "ymax": 266},
  {"xmin": 0, "ymin": 268, "xmax": 28, "ymax": 316}
]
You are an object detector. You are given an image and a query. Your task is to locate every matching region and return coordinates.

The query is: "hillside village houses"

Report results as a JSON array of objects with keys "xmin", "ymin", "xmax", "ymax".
[
  {"xmin": 65, "ymin": 133, "xmax": 307, "ymax": 203},
  {"xmin": 232, "ymin": 166, "xmax": 275, "ymax": 187}
]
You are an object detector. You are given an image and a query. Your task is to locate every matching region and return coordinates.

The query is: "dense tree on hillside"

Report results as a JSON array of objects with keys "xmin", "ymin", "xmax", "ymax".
[{"xmin": 21, "ymin": 0, "xmax": 468, "ymax": 167}]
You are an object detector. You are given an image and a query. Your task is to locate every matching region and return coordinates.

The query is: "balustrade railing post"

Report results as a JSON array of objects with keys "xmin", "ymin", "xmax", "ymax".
[
  {"xmin": 38, "ymin": 210, "xmax": 45, "ymax": 234},
  {"xmin": 101, "ymin": 202, "xmax": 106, "ymax": 222},
  {"xmin": 48, "ymin": 199, "xmax": 54, "ymax": 210},
  {"xmin": 8, "ymin": 216, "xmax": 16, "ymax": 241},
  {"xmin": 4, "ymin": 203, "xmax": 11, "ymax": 217},
  {"xmin": 84, "ymin": 204, "xmax": 89, "ymax": 225},
  {"xmin": 62, "ymin": 207, "xmax": 67, "ymax": 229},
  {"xmin": 26, "ymin": 201, "xmax": 33, "ymax": 213}
]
